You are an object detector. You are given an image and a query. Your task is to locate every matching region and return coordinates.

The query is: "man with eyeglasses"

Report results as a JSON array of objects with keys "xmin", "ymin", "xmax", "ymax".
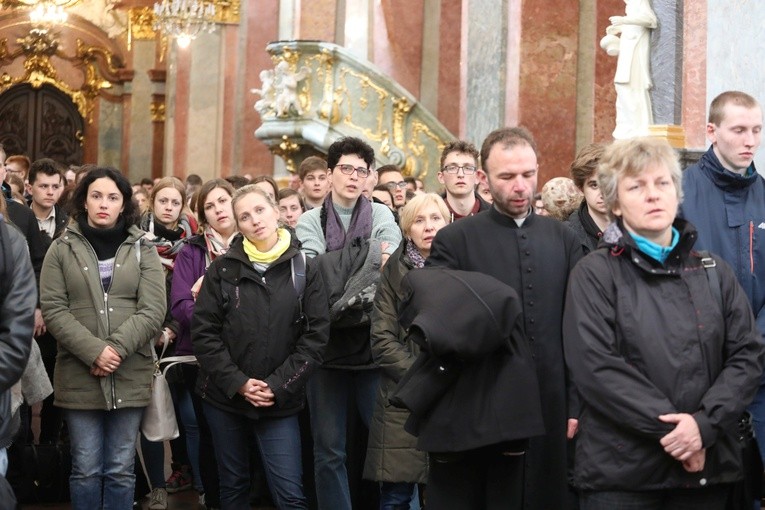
[
  {"xmin": 437, "ymin": 140, "xmax": 491, "ymax": 221},
  {"xmin": 427, "ymin": 127, "xmax": 583, "ymax": 510},
  {"xmin": 296, "ymin": 136, "xmax": 401, "ymax": 510},
  {"xmin": 377, "ymin": 165, "xmax": 407, "ymax": 210}
]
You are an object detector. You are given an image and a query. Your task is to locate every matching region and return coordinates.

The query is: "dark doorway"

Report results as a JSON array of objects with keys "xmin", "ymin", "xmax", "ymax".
[{"xmin": 0, "ymin": 83, "xmax": 84, "ymax": 165}]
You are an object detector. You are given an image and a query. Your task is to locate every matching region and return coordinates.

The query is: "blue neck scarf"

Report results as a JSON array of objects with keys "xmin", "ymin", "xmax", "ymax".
[{"xmin": 629, "ymin": 227, "xmax": 680, "ymax": 264}]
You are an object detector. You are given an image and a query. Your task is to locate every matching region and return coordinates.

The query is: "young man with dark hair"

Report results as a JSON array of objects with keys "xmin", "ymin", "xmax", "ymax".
[
  {"xmin": 25, "ymin": 158, "xmax": 69, "ymax": 444},
  {"xmin": 296, "ymin": 136, "xmax": 401, "ymax": 510},
  {"xmin": 438, "ymin": 140, "xmax": 490, "ymax": 221},
  {"xmin": 376, "ymin": 165, "xmax": 407, "ymax": 210},
  {"xmin": 427, "ymin": 126, "xmax": 582, "ymax": 509},
  {"xmin": 566, "ymin": 143, "xmax": 607, "ymax": 253},
  {"xmin": 298, "ymin": 155, "xmax": 330, "ymax": 209},
  {"xmin": 681, "ymin": 90, "xmax": 765, "ymax": 471}
]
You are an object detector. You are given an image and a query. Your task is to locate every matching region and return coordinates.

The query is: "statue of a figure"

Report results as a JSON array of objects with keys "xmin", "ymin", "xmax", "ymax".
[
  {"xmin": 600, "ymin": 0, "xmax": 657, "ymax": 139},
  {"xmin": 251, "ymin": 69, "xmax": 275, "ymax": 115},
  {"xmin": 272, "ymin": 61, "xmax": 310, "ymax": 117}
]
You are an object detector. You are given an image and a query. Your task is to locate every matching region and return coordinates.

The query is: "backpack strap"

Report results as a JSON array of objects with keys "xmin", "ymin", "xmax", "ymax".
[
  {"xmin": 291, "ymin": 252, "xmax": 308, "ymax": 331},
  {"xmin": 699, "ymin": 250, "xmax": 723, "ymax": 311}
]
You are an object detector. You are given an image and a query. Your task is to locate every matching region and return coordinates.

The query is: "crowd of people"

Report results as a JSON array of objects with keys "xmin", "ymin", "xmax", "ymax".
[{"xmin": 0, "ymin": 89, "xmax": 764, "ymax": 510}]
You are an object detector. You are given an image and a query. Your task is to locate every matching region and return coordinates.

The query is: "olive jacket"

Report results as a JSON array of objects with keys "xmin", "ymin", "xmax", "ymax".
[
  {"xmin": 363, "ymin": 243, "xmax": 428, "ymax": 484},
  {"xmin": 40, "ymin": 221, "xmax": 166, "ymax": 410}
]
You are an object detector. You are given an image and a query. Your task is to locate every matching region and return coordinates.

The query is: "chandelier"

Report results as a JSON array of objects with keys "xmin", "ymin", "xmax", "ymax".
[
  {"xmin": 0, "ymin": 0, "xmax": 80, "ymax": 26},
  {"xmin": 153, "ymin": 0, "xmax": 216, "ymax": 49}
]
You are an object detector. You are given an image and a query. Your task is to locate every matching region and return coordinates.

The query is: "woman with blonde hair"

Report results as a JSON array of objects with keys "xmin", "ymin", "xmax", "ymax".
[
  {"xmin": 192, "ymin": 185, "xmax": 329, "ymax": 509},
  {"xmin": 364, "ymin": 193, "xmax": 451, "ymax": 509},
  {"xmin": 563, "ymin": 137, "xmax": 765, "ymax": 509}
]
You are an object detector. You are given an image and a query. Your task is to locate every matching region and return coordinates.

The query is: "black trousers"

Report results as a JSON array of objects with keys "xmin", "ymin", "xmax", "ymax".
[{"xmin": 427, "ymin": 448, "xmax": 524, "ymax": 510}]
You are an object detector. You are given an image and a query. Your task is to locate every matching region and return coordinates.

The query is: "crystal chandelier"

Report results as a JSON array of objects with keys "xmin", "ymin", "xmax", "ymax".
[
  {"xmin": 153, "ymin": 0, "xmax": 216, "ymax": 49},
  {"xmin": 0, "ymin": 0, "xmax": 80, "ymax": 26}
]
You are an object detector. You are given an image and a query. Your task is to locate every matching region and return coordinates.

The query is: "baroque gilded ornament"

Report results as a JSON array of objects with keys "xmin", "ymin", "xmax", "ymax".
[{"xmin": 0, "ymin": 28, "xmax": 121, "ymax": 123}]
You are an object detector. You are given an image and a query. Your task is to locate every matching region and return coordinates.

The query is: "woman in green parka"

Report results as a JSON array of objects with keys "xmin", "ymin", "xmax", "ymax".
[
  {"xmin": 363, "ymin": 193, "xmax": 451, "ymax": 509},
  {"xmin": 40, "ymin": 167, "xmax": 166, "ymax": 510}
]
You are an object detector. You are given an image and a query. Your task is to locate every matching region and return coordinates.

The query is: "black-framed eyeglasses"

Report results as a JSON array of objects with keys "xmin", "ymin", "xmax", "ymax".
[
  {"xmin": 384, "ymin": 181, "xmax": 407, "ymax": 190},
  {"xmin": 334, "ymin": 164, "xmax": 370, "ymax": 178},
  {"xmin": 441, "ymin": 163, "xmax": 477, "ymax": 175}
]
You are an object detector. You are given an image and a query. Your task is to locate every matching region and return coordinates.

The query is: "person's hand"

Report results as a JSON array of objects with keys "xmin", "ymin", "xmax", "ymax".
[
  {"xmin": 94, "ymin": 345, "xmax": 122, "ymax": 373},
  {"xmin": 238, "ymin": 378, "xmax": 275, "ymax": 407},
  {"xmin": 567, "ymin": 418, "xmax": 579, "ymax": 439},
  {"xmin": 381, "ymin": 253, "xmax": 391, "ymax": 269},
  {"xmin": 682, "ymin": 449, "xmax": 706, "ymax": 473},
  {"xmin": 659, "ymin": 413, "xmax": 702, "ymax": 461},
  {"xmin": 90, "ymin": 366, "xmax": 109, "ymax": 377},
  {"xmin": 34, "ymin": 308, "xmax": 46, "ymax": 337}
]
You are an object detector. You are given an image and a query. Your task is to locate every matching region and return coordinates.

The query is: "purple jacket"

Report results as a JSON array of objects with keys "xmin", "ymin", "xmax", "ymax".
[{"xmin": 170, "ymin": 235, "xmax": 209, "ymax": 356}]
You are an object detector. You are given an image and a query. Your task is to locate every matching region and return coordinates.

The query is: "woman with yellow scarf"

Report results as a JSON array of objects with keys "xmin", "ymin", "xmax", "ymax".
[{"xmin": 191, "ymin": 185, "xmax": 330, "ymax": 509}]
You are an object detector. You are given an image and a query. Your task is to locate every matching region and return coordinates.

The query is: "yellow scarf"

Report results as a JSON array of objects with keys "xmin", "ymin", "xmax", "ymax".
[{"xmin": 242, "ymin": 228, "xmax": 291, "ymax": 264}]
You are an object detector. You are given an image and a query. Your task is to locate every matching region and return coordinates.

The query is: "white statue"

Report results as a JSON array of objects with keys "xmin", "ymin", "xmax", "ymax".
[
  {"xmin": 272, "ymin": 61, "xmax": 310, "ymax": 117},
  {"xmin": 600, "ymin": 0, "xmax": 657, "ymax": 139},
  {"xmin": 251, "ymin": 69, "xmax": 275, "ymax": 115}
]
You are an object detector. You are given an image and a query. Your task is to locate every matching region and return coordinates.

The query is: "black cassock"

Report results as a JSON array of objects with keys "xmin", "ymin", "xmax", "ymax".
[{"xmin": 427, "ymin": 206, "xmax": 583, "ymax": 510}]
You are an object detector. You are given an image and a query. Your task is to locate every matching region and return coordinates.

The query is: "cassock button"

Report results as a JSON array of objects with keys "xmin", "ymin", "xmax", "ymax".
[
  {"xmin": 525, "ymin": 250, "xmax": 531, "ymax": 256},
  {"xmin": 530, "ymin": 318, "xmax": 535, "ymax": 324},
  {"xmin": 528, "ymin": 301, "xmax": 534, "ymax": 306},
  {"xmin": 530, "ymin": 336, "xmax": 535, "ymax": 342},
  {"xmin": 521, "ymin": 233, "xmax": 527, "ymax": 239},
  {"xmin": 526, "ymin": 267, "xmax": 532, "ymax": 273},
  {"xmin": 527, "ymin": 284, "xmax": 532, "ymax": 289}
]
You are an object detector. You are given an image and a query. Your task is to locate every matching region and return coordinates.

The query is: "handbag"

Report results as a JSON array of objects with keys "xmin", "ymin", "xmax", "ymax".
[{"xmin": 141, "ymin": 334, "xmax": 196, "ymax": 442}]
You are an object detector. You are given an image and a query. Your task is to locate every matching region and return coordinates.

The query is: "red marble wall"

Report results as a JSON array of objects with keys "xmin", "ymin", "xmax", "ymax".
[
  {"xmin": 242, "ymin": 0, "xmax": 279, "ymax": 176},
  {"xmin": 219, "ymin": 25, "xmax": 239, "ymax": 178},
  {"xmin": 373, "ymin": 0, "xmax": 424, "ymax": 98},
  {"xmin": 518, "ymin": 0, "xmax": 580, "ymax": 183},
  {"xmin": 172, "ymin": 48, "xmax": 191, "ymax": 179},
  {"xmin": 592, "ymin": 0, "xmax": 622, "ymax": 144},
  {"xmin": 300, "ymin": 0, "xmax": 336, "ymax": 41},
  {"xmin": 682, "ymin": 0, "xmax": 707, "ymax": 149},
  {"xmin": 437, "ymin": 0, "xmax": 463, "ymax": 136}
]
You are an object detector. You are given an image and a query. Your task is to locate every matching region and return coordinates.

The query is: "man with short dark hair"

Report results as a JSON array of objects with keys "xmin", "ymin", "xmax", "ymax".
[
  {"xmin": 681, "ymin": 90, "xmax": 765, "ymax": 466},
  {"xmin": 427, "ymin": 127, "xmax": 582, "ymax": 509},
  {"xmin": 438, "ymin": 140, "xmax": 490, "ymax": 221},
  {"xmin": 298, "ymin": 156, "xmax": 330, "ymax": 209},
  {"xmin": 25, "ymin": 158, "xmax": 68, "ymax": 444},
  {"xmin": 377, "ymin": 165, "xmax": 407, "ymax": 210},
  {"xmin": 296, "ymin": 136, "xmax": 401, "ymax": 510}
]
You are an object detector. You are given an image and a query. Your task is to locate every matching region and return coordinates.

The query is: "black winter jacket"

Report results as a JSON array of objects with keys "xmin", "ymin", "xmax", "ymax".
[
  {"xmin": 392, "ymin": 267, "xmax": 545, "ymax": 453},
  {"xmin": 191, "ymin": 236, "xmax": 330, "ymax": 418},
  {"xmin": 563, "ymin": 218, "xmax": 765, "ymax": 490}
]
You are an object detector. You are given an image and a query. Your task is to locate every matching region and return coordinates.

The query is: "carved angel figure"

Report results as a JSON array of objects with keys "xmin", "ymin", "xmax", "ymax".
[
  {"xmin": 251, "ymin": 69, "xmax": 276, "ymax": 115},
  {"xmin": 272, "ymin": 61, "xmax": 309, "ymax": 117}
]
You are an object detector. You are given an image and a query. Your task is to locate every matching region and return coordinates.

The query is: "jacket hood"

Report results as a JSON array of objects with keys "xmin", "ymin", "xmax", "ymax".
[{"xmin": 698, "ymin": 147, "xmax": 759, "ymax": 191}]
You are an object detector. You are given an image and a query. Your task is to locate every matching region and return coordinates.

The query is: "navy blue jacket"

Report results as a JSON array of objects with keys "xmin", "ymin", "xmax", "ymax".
[{"xmin": 680, "ymin": 147, "xmax": 765, "ymax": 343}]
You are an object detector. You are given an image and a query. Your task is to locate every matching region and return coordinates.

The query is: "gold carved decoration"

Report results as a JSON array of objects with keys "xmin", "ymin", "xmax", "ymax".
[
  {"xmin": 0, "ymin": 29, "xmax": 121, "ymax": 123},
  {"xmin": 271, "ymin": 135, "xmax": 299, "ymax": 173},
  {"xmin": 338, "ymin": 67, "xmax": 389, "ymax": 142},
  {"xmin": 129, "ymin": 7, "xmax": 156, "ymax": 43},
  {"xmin": 214, "ymin": 0, "xmax": 240, "ymax": 24},
  {"xmin": 150, "ymin": 101, "xmax": 165, "ymax": 122}
]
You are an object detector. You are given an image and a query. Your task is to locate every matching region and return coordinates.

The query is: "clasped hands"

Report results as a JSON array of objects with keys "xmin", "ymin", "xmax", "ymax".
[
  {"xmin": 659, "ymin": 413, "xmax": 705, "ymax": 473},
  {"xmin": 91, "ymin": 345, "xmax": 122, "ymax": 377},
  {"xmin": 238, "ymin": 378, "xmax": 275, "ymax": 407}
]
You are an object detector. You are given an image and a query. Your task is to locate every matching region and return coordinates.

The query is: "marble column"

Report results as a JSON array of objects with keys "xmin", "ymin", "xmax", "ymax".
[
  {"xmin": 646, "ymin": 0, "xmax": 686, "ymax": 147},
  {"xmin": 464, "ymin": 0, "xmax": 508, "ymax": 147}
]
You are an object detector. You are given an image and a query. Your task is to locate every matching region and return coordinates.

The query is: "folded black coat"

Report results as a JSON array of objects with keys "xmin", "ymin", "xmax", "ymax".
[{"xmin": 391, "ymin": 267, "xmax": 545, "ymax": 453}]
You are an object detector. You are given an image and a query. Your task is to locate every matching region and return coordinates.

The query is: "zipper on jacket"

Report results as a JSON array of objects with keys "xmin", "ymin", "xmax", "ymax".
[
  {"xmin": 750, "ymin": 221, "xmax": 755, "ymax": 274},
  {"xmin": 105, "ymin": 291, "xmax": 118, "ymax": 410}
]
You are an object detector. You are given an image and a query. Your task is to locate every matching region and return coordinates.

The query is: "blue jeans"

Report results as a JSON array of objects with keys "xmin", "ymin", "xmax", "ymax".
[
  {"xmin": 380, "ymin": 482, "xmax": 420, "ymax": 510},
  {"xmin": 171, "ymin": 380, "xmax": 202, "ymax": 492},
  {"xmin": 580, "ymin": 486, "xmax": 729, "ymax": 510},
  {"xmin": 307, "ymin": 368, "xmax": 380, "ymax": 510},
  {"xmin": 65, "ymin": 407, "xmax": 143, "ymax": 510},
  {"xmin": 203, "ymin": 402, "xmax": 307, "ymax": 510}
]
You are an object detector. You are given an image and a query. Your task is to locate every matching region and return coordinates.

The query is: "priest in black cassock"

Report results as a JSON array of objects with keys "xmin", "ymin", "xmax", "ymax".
[{"xmin": 427, "ymin": 126, "xmax": 584, "ymax": 510}]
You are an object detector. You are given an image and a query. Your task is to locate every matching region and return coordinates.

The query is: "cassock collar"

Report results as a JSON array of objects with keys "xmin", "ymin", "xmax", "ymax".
[{"xmin": 489, "ymin": 205, "xmax": 535, "ymax": 229}]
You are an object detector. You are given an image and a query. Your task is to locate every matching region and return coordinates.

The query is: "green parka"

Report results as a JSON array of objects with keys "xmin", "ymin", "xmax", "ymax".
[
  {"xmin": 40, "ymin": 221, "xmax": 166, "ymax": 410},
  {"xmin": 363, "ymin": 243, "xmax": 428, "ymax": 484}
]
